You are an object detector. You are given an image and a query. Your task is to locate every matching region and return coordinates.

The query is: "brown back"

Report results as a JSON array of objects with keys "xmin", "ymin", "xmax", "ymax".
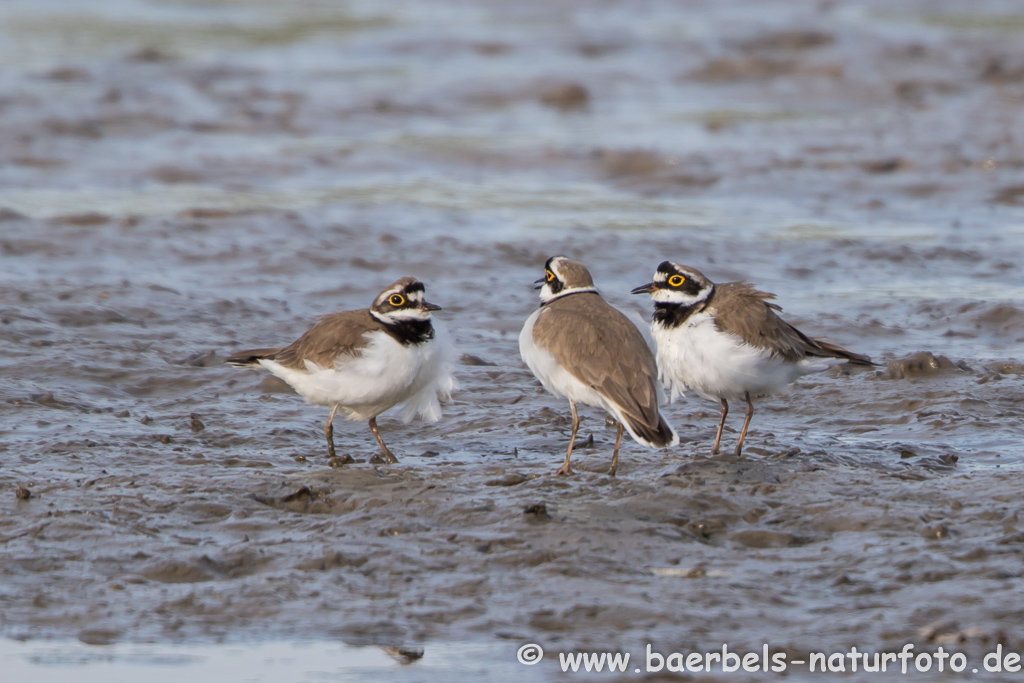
[
  {"xmin": 710, "ymin": 283, "xmax": 872, "ymax": 365},
  {"xmin": 533, "ymin": 292, "xmax": 665, "ymax": 436},
  {"xmin": 226, "ymin": 309, "xmax": 384, "ymax": 370}
]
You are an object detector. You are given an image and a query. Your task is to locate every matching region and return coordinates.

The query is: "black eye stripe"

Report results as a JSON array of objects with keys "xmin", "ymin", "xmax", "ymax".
[{"xmin": 548, "ymin": 274, "xmax": 565, "ymax": 295}]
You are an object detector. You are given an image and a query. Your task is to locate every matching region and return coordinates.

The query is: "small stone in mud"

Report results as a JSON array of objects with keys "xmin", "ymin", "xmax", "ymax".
[
  {"xmin": 994, "ymin": 185, "xmax": 1024, "ymax": 205},
  {"xmin": 460, "ymin": 353, "xmax": 496, "ymax": 366},
  {"xmin": 651, "ymin": 566, "xmax": 706, "ymax": 578},
  {"xmin": 742, "ymin": 509, "xmax": 766, "ymax": 523},
  {"xmin": 581, "ymin": 434, "xmax": 595, "ymax": 448},
  {"xmin": 139, "ymin": 416, "xmax": 153, "ymax": 425},
  {"xmin": 537, "ymin": 82, "xmax": 589, "ymax": 111},
  {"xmin": 595, "ymin": 149, "xmax": 664, "ymax": 177},
  {"xmin": 860, "ymin": 158, "xmax": 911, "ymax": 174},
  {"xmin": 740, "ymin": 30, "xmax": 834, "ymax": 52},
  {"xmin": 900, "ymin": 449, "xmax": 917, "ymax": 459},
  {"xmin": 128, "ymin": 47, "xmax": 174, "ymax": 62},
  {"xmin": 150, "ymin": 165, "xmax": 203, "ymax": 184},
  {"xmin": 533, "ymin": 407, "xmax": 567, "ymax": 425},
  {"xmin": 417, "ymin": 450, "xmax": 440, "ymax": 458},
  {"xmin": 881, "ymin": 351, "xmax": 958, "ymax": 379},
  {"xmin": 686, "ymin": 519, "xmax": 727, "ymax": 539},
  {"xmin": 923, "ymin": 524, "xmax": 950, "ymax": 540},
  {"xmin": 971, "ymin": 303, "xmax": 1024, "ymax": 336},
  {"xmin": 485, "ymin": 473, "xmax": 526, "ymax": 487},
  {"xmin": 180, "ymin": 350, "xmax": 221, "ymax": 367},
  {"xmin": 0, "ymin": 208, "xmax": 27, "ymax": 221},
  {"xmin": 116, "ymin": 410, "xmax": 130, "ymax": 418},
  {"xmin": 524, "ymin": 503, "xmax": 550, "ymax": 520},
  {"xmin": 189, "ymin": 413, "xmax": 205, "ymax": 432},
  {"xmin": 919, "ymin": 619, "xmax": 960, "ymax": 642},
  {"xmin": 690, "ymin": 57, "xmax": 796, "ymax": 82},
  {"xmin": 77, "ymin": 628, "xmax": 120, "ymax": 645},
  {"xmin": 980, "ymin": 57, "xmax": 1024, "ymax": 85},
  {"xmin": 730, "ymin": 530, "xmax": 804, "ymax": 548},
  {"xmin": 382, "ymin": 646, "xmax": 425, "ymax": 664},
  {"xmin": 16, "ymin": 484, "xmax": 32, "ymax": 500},
  {"xmin": 52, "ymin": 212, "xmax": 110, "ymax": 226},
  {"xmin": 45, "ymin": 66, "xmax": 90, "ymax": 82},
  {"xmin": 281, "ymin": 486, "xmax": 314, "ymax": 502},
  {"xmin": 939, "ymin": 453, "xmax": 959, "ymax": 466},
  {"xmin": 178, "ymin": 208, "xmax": 246, "ymax": 220}
]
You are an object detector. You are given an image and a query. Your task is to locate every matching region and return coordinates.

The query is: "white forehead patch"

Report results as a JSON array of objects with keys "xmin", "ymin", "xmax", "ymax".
[
  {"xmin": 379, "ymin": 285, "xmax": 423, "ymax": 304},
  {"xmin": 652, "ymin": 288, "xmax": 703, "ymax": 305},
  {"xmin": 548, "ymin": 258, "xmax": 567, "ymax": 277}
]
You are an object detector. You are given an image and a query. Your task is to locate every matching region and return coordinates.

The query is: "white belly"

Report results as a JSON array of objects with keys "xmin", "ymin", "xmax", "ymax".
[
  {"xmin": 259, "ymin": 324, "xmax": 457, "ymax": 422},
  {"xmin": 652, "ymin": 312, "xmax": 840, "ymax": 402}
]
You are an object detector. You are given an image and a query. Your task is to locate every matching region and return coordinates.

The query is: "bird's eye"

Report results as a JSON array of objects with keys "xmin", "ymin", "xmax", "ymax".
[
  {"xmin": 545, "ymin": 270, "xmax": 555, "ymax": 282},
  {"xmin": 668, "ymin": 275, "xmax": 685, "ymax": 287},
  {"xmin": 389, "ymin": 294, "xmax": 405, "ymax": 306}
]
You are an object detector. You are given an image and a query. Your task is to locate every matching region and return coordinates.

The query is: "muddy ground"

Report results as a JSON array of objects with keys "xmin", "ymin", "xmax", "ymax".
[{"xmin": 2, "ymin": 0, "xmax": 1024, "ymax": 679}]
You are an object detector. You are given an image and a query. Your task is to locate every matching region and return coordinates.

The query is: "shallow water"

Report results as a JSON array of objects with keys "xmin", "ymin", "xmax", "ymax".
[
  {"xmin": 2, "ymin": 0, "xmax": 1024, "ymax": 680},
  {"xmin": 0, "ymin": 638, "xmax": 516, "ymax": 682}
]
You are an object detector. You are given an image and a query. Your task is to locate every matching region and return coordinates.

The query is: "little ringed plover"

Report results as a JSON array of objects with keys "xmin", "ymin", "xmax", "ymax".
[
  {"xmin": 227, "ymin": 277, "xmax": 456, "ymax": 467},
  {"xmin": 520, "ymin": 256, "xmax": 678, "ymax": 476},
  {"xmin": 633, "ymin": 261, "xmax": 872, "ymax": 456}
]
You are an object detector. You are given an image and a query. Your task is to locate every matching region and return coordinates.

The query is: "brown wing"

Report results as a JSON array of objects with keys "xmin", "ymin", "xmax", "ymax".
[
  {"xmin": 534, "ymin": 294, "xmax": 672, "ymax": 443},
  {"xmin": 227, "ymin": 309, "xmax": 382, "ymax": 371},
  {"xmin": 711, "ymin": 282, "xmax": 873, "ymax": 365}
]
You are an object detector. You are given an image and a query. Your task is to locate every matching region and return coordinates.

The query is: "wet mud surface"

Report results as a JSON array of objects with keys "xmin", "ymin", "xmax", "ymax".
[{"xmin": 2, "ymin": 0, "xmax": 1024, "ymax": 674}]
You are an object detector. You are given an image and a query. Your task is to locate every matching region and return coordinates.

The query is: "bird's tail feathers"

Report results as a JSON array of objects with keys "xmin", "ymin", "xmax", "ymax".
[
  {"xmin": 810, "ymin": 339, "xmax": 876, "ymax": 367},
  {"xmin": 225, "ymin": 347, "xmax": 282, "ymax": 368},
  {"xmin": 623, "ymin": 412, "xmax": 678, "ymax": 449}
]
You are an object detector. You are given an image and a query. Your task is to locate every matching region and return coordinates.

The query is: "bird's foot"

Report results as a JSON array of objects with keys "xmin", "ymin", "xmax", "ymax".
[
  {"xmin": 370, "ymin": 450, "xmax": 399, "ymax": 465},
  {"xmin": 330, "ymin": 453, "xmax": 355, "ymax": 468},
  {"xmin": 607, "ymin": 465, "xmax": 617, "ymax": 477},
  {"xmin": 555, "ymin": 465, "xmax": 575, "ymax": 476}
]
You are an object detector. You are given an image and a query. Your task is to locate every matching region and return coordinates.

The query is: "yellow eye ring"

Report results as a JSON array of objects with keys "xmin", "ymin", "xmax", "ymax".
[
  {"xmin": 668, "ymin": 275, "xmax": 685, "ymax": 287},
  {"xmin": 545, "ymin": 270, "xmax": 555, "ymax": 282},
  {"xmin": 389, "ymin": 294, "xmax": 405, "ymax": 306}
]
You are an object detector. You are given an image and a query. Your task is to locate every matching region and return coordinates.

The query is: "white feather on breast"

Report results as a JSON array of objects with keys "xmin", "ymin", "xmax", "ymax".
[
  {"xmin": 259, "ymin": 322, "xmax": 457, "ymax": 422},
  {"xmin": 653, "ymin": 311, "xmax": 842, "ymax": 402},
  {"xmin": 395, "ymin": 319, "xmax": 458, "ymax": 423}
]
